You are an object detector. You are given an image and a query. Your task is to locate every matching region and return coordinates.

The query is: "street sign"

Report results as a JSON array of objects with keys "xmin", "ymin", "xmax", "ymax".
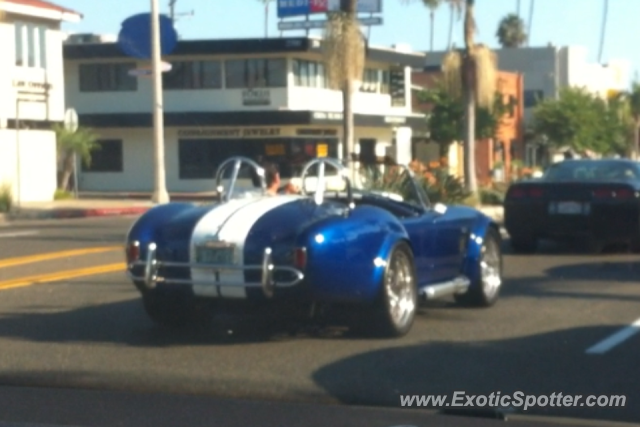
[
  {"xmin": 117, "ymin": 13, "xmax": 178, "ymax": 60},
  {"xmin": 64, "ymin": 108, "xmax": 79, "ymax": 133},
  {"xmin": 277, "ymin": 0, "xmax": 382, "ymax": 18},
  {"xmin": 278, "ymin": 16, "xmax": 382, "ymax": 31},
  {"xmin": 128, "ymin": 61, "xmax": 173, "ymax": 78}
]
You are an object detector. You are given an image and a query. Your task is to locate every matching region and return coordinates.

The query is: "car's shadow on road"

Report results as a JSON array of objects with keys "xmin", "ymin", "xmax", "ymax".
[{"xmin": 310, "ymin": 324, "xmax": 639, "ymax": 423}]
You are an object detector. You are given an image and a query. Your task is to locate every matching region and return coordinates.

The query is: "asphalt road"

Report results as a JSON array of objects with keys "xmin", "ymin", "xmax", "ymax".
[{"xmin": 0, "ymin": 217, "xmax": 639, "ymax": 426}]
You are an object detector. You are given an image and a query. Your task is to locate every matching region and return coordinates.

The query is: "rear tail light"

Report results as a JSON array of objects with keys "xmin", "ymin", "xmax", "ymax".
[
  {"xmin": 528, "ymin": 187, "xmax": 544, "ymax": 197},
  {"xmin": 293, "ymin": 247, "xmax": 307, "ymax": 270},
  {"xmin": 126, "ymin": 241, "xmax": 140, "ymax": 264},
  {"xmin": 507, "ymin": 186, "xmax": 544, "ymax": 199},
  {"xmin": 593, "ymin": 188, "xmax": 635, "ymax": 199}
]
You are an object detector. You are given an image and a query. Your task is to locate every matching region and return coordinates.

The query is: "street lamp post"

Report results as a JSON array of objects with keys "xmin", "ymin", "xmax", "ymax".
[{"xmin": 151, "ymin": 0, "xmax": 170, "ymax": 203}]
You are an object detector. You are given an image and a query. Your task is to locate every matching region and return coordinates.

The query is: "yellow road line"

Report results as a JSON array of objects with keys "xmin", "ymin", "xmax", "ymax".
[
  {"xmin": 0, "ymin": 246, "xmax": 122, "ymax": 269},
  {"xmin": 0, "ymin": 263, "xmax": 126, "ymax": 291}
]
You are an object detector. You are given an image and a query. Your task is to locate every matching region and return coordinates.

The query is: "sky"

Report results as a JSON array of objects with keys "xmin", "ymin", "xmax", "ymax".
[{"xmin": 57, "ymin": 0, "xmax": 639, "ymax": 84}]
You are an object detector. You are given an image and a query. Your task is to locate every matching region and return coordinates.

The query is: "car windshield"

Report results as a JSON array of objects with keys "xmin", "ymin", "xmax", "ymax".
[{"xmin": 543, "ymin": 161, "xmax": 640, "ymax": 181}]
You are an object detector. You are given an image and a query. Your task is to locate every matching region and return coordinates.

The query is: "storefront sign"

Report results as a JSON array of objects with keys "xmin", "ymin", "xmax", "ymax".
[
  {"xmin": 389, "ymin": 66, "xmax": 406, "ymax": 107},
  {"xmin": 317, "ymin": 144, "xmax": 328, "ymax": 157},
  {"xmin": 12, "ymin": 80, "xmax": 52, "ymax": 92},
  {"xmin": 177, "ymin": 128, "xmax": 281, "ymax": 138},
  {"xmin": 242, "ymin": 88, "xmax": 270, "ymax": 106},
  {"xmin": 296, "ymin": 128, "xmax": 338, "ymax": 136}
]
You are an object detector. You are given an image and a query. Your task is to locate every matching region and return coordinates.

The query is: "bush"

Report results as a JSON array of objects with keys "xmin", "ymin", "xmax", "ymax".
[
  {"xmin": 479, "ymin": 188, "xmax": 504, "ymax": 206},
  {"xmin": 0, "ymin": 185, "xmax": 12, "ymax": 213},
  {"xmin": 54, "ymin": 189, "xmax": 74, "ymax": 200}
]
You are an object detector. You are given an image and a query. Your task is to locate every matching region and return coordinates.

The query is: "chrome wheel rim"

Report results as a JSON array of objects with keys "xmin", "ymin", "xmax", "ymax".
[
  {"xmin": 385, "ymin": 250, "xmax": 415, "ymax": 328},
  {"xmin": 480, "ymin": 236, "xmax": 502, "ymax": 298}
]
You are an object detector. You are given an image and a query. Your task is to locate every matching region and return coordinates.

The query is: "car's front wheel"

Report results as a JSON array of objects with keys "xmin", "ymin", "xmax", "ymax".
[{"xmin": 142, "ymin": 290, "xmax": 212, "ymax": 329}]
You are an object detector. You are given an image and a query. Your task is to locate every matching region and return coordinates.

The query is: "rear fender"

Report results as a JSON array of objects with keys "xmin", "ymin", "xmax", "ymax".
[
  {"xmin": 126, "ymin": 202, "xmax": 203, "ymax": 259},
  {"xmin": 461, "ymin": 213, "xmax": 501, "ymax": 288},
  {"xmin": 296, "ymin": 205, "xmax": 409, "ymax": 303}
]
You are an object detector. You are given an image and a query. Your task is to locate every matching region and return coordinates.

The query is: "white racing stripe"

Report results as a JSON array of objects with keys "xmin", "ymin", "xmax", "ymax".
[
  {"xmin": 0, "ymin": 230, "xmax": 39, "ymax": 238},
  {"xmin": 190, "ymin": 195, "xmax": 303, "ymax": 299},
  {"xmin": 586, "ymin": 317, "xmax": 640, "ymax": 355}
]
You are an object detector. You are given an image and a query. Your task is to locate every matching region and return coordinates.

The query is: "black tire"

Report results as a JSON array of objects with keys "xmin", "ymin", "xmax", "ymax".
[
  {"xmin": 142, "ymin": 291, "xmax": 212, "ymax": 329},
  {"xmin": 455, "ymin": 227, "xmax": 503, "ymax": 307},
  {"xmin": 510, "ymin": 235, "xmax": 537, "ymax": 253},
  {"xmin": 367, "ymin": 242, "xmax": 418, "ymax": 338}
]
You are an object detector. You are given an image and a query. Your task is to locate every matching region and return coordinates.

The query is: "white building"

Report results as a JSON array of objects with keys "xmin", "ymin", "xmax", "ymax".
[
  {"xmin": 0, "ymin": 0, "xmax": 81, "ymax": 203},
  {"xmin": 63, "ymin": 36, "xmax": 427, "ymax": 193}
]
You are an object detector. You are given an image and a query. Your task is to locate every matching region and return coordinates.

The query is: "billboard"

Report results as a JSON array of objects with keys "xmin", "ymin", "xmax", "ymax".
[{"xmin": 277, "ymin": 0, "xmax": 382, "ymax": 19}]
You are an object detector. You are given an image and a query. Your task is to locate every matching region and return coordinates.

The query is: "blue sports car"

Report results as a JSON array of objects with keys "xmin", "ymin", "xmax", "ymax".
[{"xmin": 125, "ymin": 156, "xmax": 503, "ymax": 337}]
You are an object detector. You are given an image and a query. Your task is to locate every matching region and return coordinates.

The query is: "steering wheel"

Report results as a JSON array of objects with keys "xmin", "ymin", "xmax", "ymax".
[
  {"xmin": 214, "ymin": 156, "xmax": 266, "ymax": 202},
  {"xmin": 299, "ymin": 158, "xmax": 354, "ymax": 207}
]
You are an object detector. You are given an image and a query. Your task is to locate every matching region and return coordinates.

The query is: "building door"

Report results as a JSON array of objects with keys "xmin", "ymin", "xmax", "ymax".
[{"xmin": 359, "ymin": 139, "xmax": 376, "ymax": 164}]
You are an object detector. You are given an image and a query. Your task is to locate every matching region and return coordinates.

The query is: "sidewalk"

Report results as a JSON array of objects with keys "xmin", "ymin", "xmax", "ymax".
[{"xmin": 0, "ymin": 199, "xmax": 156, "ymax": 222}]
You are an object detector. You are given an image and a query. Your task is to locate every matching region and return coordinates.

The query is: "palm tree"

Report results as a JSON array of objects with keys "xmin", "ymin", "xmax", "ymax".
[
  {"xmin": 446, "ymin": 0, "xmax": 463, "ymax": 49},
  {"xmin": 257, "ymin": 0, "xmax": 273, "ymax": 38},
  {"xmin": 402, "ymin": 0, "xmax": 443, "ymax": 51},
  {"xmin": 598, "ymin": 0, "xmax": 609, "ymax": 63},
  {"xmin": 322, "ymin": 0, "xmax": 365, "ymax": 168},
  {"xmin": 496, "ymin": 13, "xmax": 527, "ymax": 48},
  {"xmin": 440, "ymin": 0, "xmax": 497, "ymax": 195},
  {"xmin": 53, "ymin": 124, "xmax": 100, "ymax": 192},
  {"xmin": 526, "ymin": 0, "xmax": 534, "ymax": 46}
]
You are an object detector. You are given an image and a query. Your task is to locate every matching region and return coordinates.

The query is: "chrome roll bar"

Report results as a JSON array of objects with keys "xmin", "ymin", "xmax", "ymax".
[
  {"xmin": 214, "ymin": 156, "xmax": 266, "ymax": 202},
  {"xmin": 299, "ymin": 157, "xmax": 354, "ymax": 208}
]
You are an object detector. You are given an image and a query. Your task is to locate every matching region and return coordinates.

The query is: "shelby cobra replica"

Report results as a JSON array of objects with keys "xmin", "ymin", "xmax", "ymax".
[{"xmin": 125, "ymin": 156, "xmax": 503, "ymax": 337}]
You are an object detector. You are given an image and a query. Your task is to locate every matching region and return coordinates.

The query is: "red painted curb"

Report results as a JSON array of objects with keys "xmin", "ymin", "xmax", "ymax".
[{"xmin": 51, "ymin": 207, "xmax": 151, "ymax": 219}]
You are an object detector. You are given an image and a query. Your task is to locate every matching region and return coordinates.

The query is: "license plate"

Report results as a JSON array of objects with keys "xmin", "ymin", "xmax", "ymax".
[
  {"xmin": 196, "ymin": 246, "xmax": 235, "ymax": 264},
  {"xmin": 556, "ymin": 201, "xmax": 584, "ymax": 215}
]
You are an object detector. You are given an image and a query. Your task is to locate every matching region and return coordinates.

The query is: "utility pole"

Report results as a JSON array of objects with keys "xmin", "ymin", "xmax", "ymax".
[
  {"xmin": 169, "ymin": 0, "xmax": 176, "ymax": 23},
  {"xmin": 151, "ymin": 0, "xmax": 169, "ymax": 204}
]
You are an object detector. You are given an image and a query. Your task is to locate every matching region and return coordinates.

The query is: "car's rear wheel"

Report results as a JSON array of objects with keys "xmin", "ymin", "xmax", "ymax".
[
  {"xmin": 368, "ymin": 242, "xmax": 418, "ymax": 338},
  {"xmin": 455, "ymin": 227, "xmax": 503, "ymax": 307},
  {"xmin": 142, "ymin": 290, "xmax": 212, "ymax": 329}
]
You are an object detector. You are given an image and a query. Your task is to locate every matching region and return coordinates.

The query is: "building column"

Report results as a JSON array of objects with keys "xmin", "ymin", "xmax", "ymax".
[{"xmin": 392, "ymin": 126, "xmax": 412, "ymax": 165}]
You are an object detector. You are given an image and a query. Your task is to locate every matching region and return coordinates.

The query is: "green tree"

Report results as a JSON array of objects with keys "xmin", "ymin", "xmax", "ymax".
[
  {"xmin": 440, "ymin": 0, "xmax": 497, "ymax": 196},
  {"xmin": 532, "ymin": 87, "xmax": 630, "ymax": 155},
  {"xmin": 496, "ymin": 13, "xmax": 527, "ymax": 48},
  {"xmin": 323, "ymin": 0, "xmax": 365, "ymax": 171},
  {"xmin": 420, "ymin": 87, "xmax": 510, "ymax": 155},
  {"xmin": 53, "ymin": 124, "xmax": 100, "ymax": 192}
]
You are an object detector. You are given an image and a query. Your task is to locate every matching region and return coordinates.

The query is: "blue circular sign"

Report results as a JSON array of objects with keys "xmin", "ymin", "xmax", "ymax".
[{"xmin": 117, "ymin": 13, "xmax": 178, "ymax": 60}]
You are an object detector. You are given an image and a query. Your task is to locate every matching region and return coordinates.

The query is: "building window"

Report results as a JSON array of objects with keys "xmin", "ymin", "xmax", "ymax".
[
  {"xmin": 224, "ymin": 58, "xmax": 287, "ymax": 89},
  {"xmin": 15, "ymin": 23, "xmax": 48, "ymax": 68},
  {"xmin": 79, "ymin": 63, "xmax": 138, "ymax": 92},
  {"xmin": 380, "ymin": 70, "xmax": 390, "ymax": 94},
  {"xmin": 293, "ymin": 59, "xmax": 328, "ymax": 88},
  {"xmin": 523, "ymin": 90, "xmax": 544, "ymax": 108},
  {"xmin": 163, "ymin": 60, "xmax": 222, "ymax": 89},
  {"xmin": 81, "ymin": 140, "xmax": 123, "ymax": 172},
  {"xmin": 361, "ymin": 69, "xmax": 379, "ymax": 93}
]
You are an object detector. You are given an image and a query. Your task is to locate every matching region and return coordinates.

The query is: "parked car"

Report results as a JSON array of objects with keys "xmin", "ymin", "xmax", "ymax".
[
  {"xmin": 504, "ymin": 158, "xmax": 640, "ymax": 253},
  {"xmin": 125, "ymin": 156, "xmax": 503, "ymax": 337}
]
